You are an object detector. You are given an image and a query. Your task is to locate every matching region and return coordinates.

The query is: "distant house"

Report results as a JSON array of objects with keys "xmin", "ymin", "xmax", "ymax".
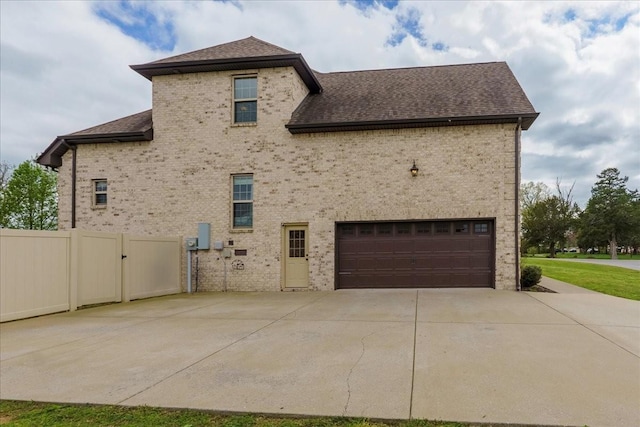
[{"xmin": 38, "ymin": 37, "xmax": 538, "ymax": 291}]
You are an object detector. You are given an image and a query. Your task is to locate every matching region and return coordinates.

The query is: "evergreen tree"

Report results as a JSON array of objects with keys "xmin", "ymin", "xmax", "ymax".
[{"xmin": 579, "ymin": 168, "xmax": 639, "ymax": 259}]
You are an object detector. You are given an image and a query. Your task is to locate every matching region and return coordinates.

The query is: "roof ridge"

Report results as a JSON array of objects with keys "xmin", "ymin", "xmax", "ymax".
[
  {"xmin": 319, "ymin": 61, "xmax": 507, "ymax": 75},
  {"xmin": 244, "ymin": 35, "xmax": 296, "ymax": 54},
  {"xmin": 146, "ymin": 36, "xmax": 294, "ymax": 65}
]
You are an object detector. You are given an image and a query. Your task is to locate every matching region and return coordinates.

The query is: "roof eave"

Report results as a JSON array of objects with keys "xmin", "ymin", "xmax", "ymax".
[
  {"xmin": 64, "ymin": 129, "xmax": 154, "ymax": 144},
  {"xmin": 36, "ymin": 129, "xmax": 153, "ymax": 169},
  {"xmin": 285, "ymin": 113, "xmax": 540, "ymax": 134},
  {"xmin": 130, "ymin": 54, "xmax": 323, "ymax": 93}
]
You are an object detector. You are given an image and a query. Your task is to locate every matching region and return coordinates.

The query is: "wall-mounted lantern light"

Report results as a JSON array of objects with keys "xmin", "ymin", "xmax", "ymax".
[{"xmin": 410, "ymin": 160, "xmax": 419, "ymax": 177}]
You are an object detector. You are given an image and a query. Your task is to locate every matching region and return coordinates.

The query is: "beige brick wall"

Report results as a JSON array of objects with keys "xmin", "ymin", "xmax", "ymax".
[{"xmin": 57, "ymin": 66, "xmax": 520, "ymax": 291}]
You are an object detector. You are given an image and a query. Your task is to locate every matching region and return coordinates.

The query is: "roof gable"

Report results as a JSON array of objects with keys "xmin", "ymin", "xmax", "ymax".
[
  {"xmin": 130, "ymin": 36, "xmax": 322, "ymax": 93},
  {"xmin": 146, "ymin": 36, "xmax": 295, "ymax": 64}
]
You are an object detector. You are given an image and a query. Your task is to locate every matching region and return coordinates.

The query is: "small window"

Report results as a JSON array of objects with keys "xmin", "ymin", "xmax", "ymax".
[
  {"xmin": 416, "ymin": 222, "xmax": 431, "ymax": 234},
  {"xmin": 340, "ymin": 225, "xmax": 355, "ymax": 236},
  {"xmin": 232, "ymin": 175, "xmax": 253, "ymax": 228},
  {"xmin": 474, "ymin": 223, "xmax": 489, "ymax": 234},
  {"xmin": 359, "ymin": 224, "xmax": 374, "ymax": 236},
  {"xmin": 396, "ymin": 223, "xmax": 411, "ymax": 235},
  {"xmin": 377, "ymin": 224, "xmax": 392, "ymax": 236},
  {"xmin": 435, "ymin": 223, "xmax": 450, "ymax": 234},
  {"xmin": 93, "ymin": 179, "xmax": 107, "ymax": 207},
  {"xmin": 234, "ymin": 76, "xmax": 257, "ymax": 123},
  {"xmin": 455, "ymin": 222, "xmax": 469, "ymax": 233},
  {"xmin": 289, "ymin": 230, "xmax": 306, "ymax": 258}
]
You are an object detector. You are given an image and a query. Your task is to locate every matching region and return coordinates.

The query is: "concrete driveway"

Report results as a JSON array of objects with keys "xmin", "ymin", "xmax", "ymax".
[{"xmin": 1, "ymin": 287, "xmax": 639, "ymax": 427}]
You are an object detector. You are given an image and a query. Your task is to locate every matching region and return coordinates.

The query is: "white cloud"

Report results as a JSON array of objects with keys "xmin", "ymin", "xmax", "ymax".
[{"xmin": 1, "ymin": 0, "xmax": 638, "ymax": 207}]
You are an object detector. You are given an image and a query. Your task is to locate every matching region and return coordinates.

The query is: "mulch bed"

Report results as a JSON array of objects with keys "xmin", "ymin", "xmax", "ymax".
[{"xmin": 522, "ymin": 284, "xmax": 556, "ymax": 293}]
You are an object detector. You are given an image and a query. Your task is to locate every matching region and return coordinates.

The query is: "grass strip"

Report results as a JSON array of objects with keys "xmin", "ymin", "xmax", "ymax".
[
  {"xmin": 0, "ymin": 400, "xmax": 477, "ymax": 427},
  {"xmin": 522, "ymin": 258, "xmax": 640, "ymax": 300}
]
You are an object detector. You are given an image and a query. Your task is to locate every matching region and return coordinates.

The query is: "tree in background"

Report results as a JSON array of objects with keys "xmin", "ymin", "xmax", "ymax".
[
  {"xmin": 0, "ymin": 160, "xmax": 58, "ymax": 230},
  {"xmin": 521, "ymin": 180, "xmax": 580, "ymax": 257},
  {"xmin": 520, "ymin": 181, "xmax": 551, "ymax": 212},
  {"xmin": 0, "ymin": 162, "xmax": 12, "ymax": 190},
  {"xmin": 623, "ymin": 198, "xmax": 640, "ymax": 255},
  {"xmin": 579, "ymin": 168, "xmax": 639, "ymax": 259}
]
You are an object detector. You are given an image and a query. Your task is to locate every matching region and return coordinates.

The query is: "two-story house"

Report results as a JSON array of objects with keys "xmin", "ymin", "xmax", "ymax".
[{"xmin": 37, "ymin": 36, "xmax": 538, "ymax": 292}]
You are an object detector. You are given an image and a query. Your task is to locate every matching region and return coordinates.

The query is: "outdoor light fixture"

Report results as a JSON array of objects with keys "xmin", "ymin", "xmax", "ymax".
[{"xmin": 410, "ymin": 160, "xmax": 419, "ymax": 177}]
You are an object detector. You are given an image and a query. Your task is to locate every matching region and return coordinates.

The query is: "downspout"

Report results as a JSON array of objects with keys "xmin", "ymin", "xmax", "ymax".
[
  {"xmin": 61, "ymin": 140, "xmax": 77, "ymax": 229},
  {"xmin": 515, "ymin": 118, "xmax": 522, "ymax": 291}
]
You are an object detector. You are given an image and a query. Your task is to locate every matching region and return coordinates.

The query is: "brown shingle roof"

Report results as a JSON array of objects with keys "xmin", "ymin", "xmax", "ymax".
[
  {"xmin": 37, "ymin": 110, "xmax": 152, "ymax": 168},
  {"xmin": 286, "ymin": 62, "xmax": 538, "ymax": 133},
  {"xmin": 146, "ymin": 36, "xmax": 295, "ymax": 64},
  {"xmin": 39, "ymin": 38, "xmax": 539, "ymax": 168},
  {"xmin": 68, "ymin": 109, "xmax": 152, "ymax": 136},
  {"xmin": 130, "ymin": 36, "xmax": 322, "ymax": 92}
]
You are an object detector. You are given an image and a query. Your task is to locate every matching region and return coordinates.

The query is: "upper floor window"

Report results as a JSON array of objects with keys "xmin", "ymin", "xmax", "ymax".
[
  {"xmin": 93, "ymin": 179, "xmax": 107, "ymax": 207},
  {"xmin": 234, "ymin": 76, "xmax": 257, "ymax": 123},
  {"xmin": 232, "ymin": 175, "xmax": 253, "ymax": 228}
]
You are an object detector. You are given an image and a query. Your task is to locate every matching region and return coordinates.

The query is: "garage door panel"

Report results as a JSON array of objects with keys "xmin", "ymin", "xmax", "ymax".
[
  {"xmin": 337, "ymin": 220, "xmax": 494, "ymax": 289},
  {"xmin": 414, "ymin": 239, "xmax": 439, "ymax": 253},
  {"xmin": 472, "ymin": 237, "xmax": 492, "ymax": 250},
  {"xmin": 471, "ymin": 255, "xmax": 491, "ymax": 268}
]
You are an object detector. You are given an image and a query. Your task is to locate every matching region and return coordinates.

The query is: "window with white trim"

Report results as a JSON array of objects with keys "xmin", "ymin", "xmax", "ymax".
[
  {"xmin": 232, "ymin": 175, "xmax": 253, "ymax": 228},
  {"xmin": 233, "ymin": 76, "xmax": 257, "ymax": 123},
  {"xmin": 93, "ymin": 179, "xmax": 107, "ymax": 207}
]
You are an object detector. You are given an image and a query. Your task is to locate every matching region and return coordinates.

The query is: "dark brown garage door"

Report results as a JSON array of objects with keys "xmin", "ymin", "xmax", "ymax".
[{"xmin": 336, "ymin": 220, "xmax": 494, "ymax": 289}]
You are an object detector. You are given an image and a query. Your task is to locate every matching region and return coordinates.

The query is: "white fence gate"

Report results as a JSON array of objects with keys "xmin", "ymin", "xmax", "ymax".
[{"xmin": 1, "ymin": 229, "xmax": 182, "ymax": 322}]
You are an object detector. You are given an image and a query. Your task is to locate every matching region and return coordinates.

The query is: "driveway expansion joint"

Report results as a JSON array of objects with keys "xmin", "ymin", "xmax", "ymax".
[
  {"xmin": 409, "ymin": 290, "xmax": 418, "ymax": 419},
  {"xmin": 524, "ymin": 292, "xmax": 640, "ymax": 358}
]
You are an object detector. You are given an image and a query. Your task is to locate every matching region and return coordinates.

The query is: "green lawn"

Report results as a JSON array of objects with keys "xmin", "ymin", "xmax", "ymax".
[
  {"xmin": 522, "ymin": 258, "xmax": 640, "ymax": 300},
  {"xmin": 0, "ymin": 400, "xmax": 481, "ymax": 427}
]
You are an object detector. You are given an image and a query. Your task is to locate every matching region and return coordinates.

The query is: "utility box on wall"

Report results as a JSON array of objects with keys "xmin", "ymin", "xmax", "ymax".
[
  {"xmin": 197, "ymin": 223, "xmax": 210, "ymax": 250},
  {"xmin": 186, "ymin": 237, "xmax": 198, "ymax": 251}
]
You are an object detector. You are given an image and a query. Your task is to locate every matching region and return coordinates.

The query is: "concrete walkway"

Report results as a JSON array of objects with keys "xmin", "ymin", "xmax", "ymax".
[
  {"xmin": 1, "ymin": 288, "xmax": 639, "ymax": 427},
  {"xmin": 541, "ymin": 257, "xmax": 640, "ymax": 270}
]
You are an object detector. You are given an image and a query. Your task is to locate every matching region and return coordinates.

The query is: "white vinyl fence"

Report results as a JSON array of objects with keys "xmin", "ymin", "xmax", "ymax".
[{"xmin": 1, "ymin": 229, "xmax": 181, "ymax": 322}]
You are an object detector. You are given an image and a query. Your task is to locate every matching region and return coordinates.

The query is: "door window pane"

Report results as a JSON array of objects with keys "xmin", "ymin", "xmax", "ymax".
[
  {"xmin": 474, "ymin": 223, "xmax": 489, "ymax": 234},
  {"xmin": 435, "ymin": 223, "xmax": 450, "ymax": 234},
  {"xmin": 455, "ymin": 222, "xmax": 469, "ymax": 233},
  {"xmin": 289, "ymin": 230, "xmax": 305, "ymax": 258},
  {"xmin": 377, "ymin": 223, "xmax": 392, "ymax": 235},
  {"xmin": 416, "ymin": 222, "xmax": 431, "ymax": 234},
  {"xmin": 397, "ymin": 223, "xmax": 411, "ymax": 235},
  {"xmin": 359, "ymin": 224, "xmax": 374, "ymax": 236}
]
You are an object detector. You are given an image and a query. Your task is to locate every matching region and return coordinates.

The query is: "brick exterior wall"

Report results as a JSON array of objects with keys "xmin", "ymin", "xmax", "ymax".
[{"xmin": 57, "ymin": 66, "xmax": 520, "ymax": 291}]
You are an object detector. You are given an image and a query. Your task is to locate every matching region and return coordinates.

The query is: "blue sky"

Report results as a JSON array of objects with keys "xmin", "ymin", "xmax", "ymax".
[{"xmin": 1, "ymin": 0, "xmax": 638, "ymax": 206}]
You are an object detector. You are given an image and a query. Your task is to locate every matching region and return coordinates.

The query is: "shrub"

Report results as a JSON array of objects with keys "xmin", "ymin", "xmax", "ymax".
[
  {"xmin": 526, "ymin": 246, "xmax": 539, "ymax": 256},
  {"xmin": 521, "ymin": 265, "xmax": 542, "ymax": 288}
]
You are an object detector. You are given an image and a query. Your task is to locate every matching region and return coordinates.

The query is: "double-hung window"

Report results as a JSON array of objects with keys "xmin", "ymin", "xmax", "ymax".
[
  {"xmin": 232, "ymin": 175, "xmax": 253, "ymax": 228},
  {"xmin": 233, "ymin": 76, "xmax": 257, "ymax": 123},
  {"xmin": 93, "ymin": 179, "xmax": 107, "ymax": 207}
]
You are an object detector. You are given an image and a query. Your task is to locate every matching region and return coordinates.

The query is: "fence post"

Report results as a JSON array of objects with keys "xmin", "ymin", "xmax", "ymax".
[
  {"xmin": 69, "ymin": 229, "xmax": 79, "ymax": 312},
  {"xmin": 122, "ymin": 233, "xmax": 130, "ymax": 303}
]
